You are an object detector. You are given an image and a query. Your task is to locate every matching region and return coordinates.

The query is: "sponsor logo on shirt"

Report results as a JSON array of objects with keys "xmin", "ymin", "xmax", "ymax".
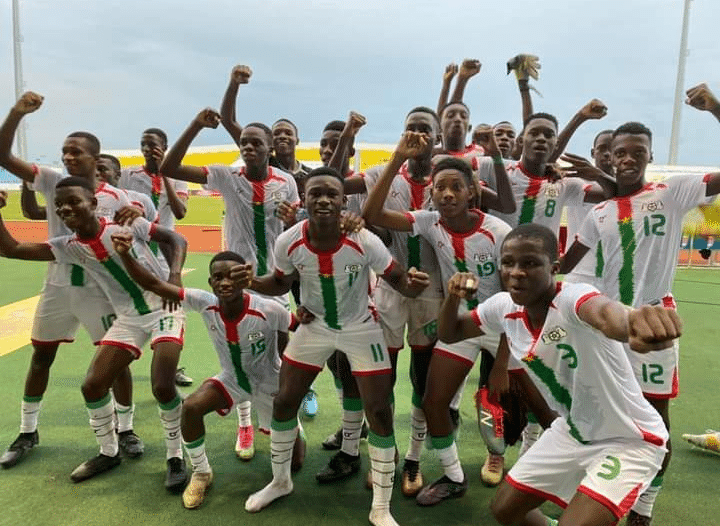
[
  {"xmin": 641, "ymin": 200, "xmax": 665, "ymax": 212},
  {"xmin": 544, "ymin": 186, "xmax": 560, "ymax": 198},
  {"xmin": 247, "ymin": 331, "xmax": 264, "ymax": 342},
  {"xmin": 344, "ymin": 263, "xmax": 363, "ymax": 273}
]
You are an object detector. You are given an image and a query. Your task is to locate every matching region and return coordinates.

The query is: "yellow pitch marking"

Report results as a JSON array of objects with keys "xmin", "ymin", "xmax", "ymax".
[
  {"xmin": 0, "ymin": 296, "xmax": 39, "ymax": 356},
  {"xmin": 0, "ymin": 268, "xmax": 196, "ymax": 356}
]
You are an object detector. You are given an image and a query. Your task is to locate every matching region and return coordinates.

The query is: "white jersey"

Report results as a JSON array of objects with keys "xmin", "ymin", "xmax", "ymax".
[
  {"xmin": 574, "ymin": 175, "xmax": 712, "ymax": 307},
  {"xmin": 124, "ymin": 189, "xmax": 158, "ymax": 222},
  {"xmin": 180, "ymin": 289, "xmax": 290, "ymax": 396},
  {"xmin": 473, "ymin": 282, "xmax": 668, "ymax": 445},
  {"xmin": 363, "ymin": 163, "xmax": 443, "ymax": 298},
  {"xmin": 46, "ymin": 218, "xmax": 167, "ymax": 317},
  {"xmin": 274, "ymin": 222, "xmax": 394, "ymax": 329},
  {"xmin": 30, "ymin": 165, "xmax": 132, "ymax": 287},
  {"xmin": 406, "ymin": 209, "xmax": 511, "ymax": 314},
  {"xmin": 563, "ymin": 201, "xmax": 600, "ymax": 287},
  {"xmin": 118, "ymin": 167, "xmax": 188, "ymax": 230},
  {"xmin": 447, "ymin": 144, "xmax": 486, "ymax": 170},
  {"xmin": 492, "ymin": 162, "xmax": 587, "ymax": 233},
  {"xmin": 203, "ymin": 165, "xmax": 299, "ymax": 277}
]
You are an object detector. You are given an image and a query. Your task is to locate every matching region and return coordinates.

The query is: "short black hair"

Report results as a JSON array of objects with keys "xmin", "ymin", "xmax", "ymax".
[
  {"xmin": 244, "ymin": 122, "xmax": 273, "ymax": 144},
  {"xmin": 592, "ymin": 129, "xmax": 615, "ymax": 147},
  {"xmin": 503, "ymin": 224, "xmax": 558, "ymax": 261},
  {"xmin": 406, "ymin": 106, "xmax": 441, "ymax": 128},
  {"xmin": 612, "ymin": 122, "xmax": 652, "ymax": 143},
  {"xmin": 440, "ymin": 101, "xmax": 470, "ymax": 118},
  {"xmin": 493, "ymin": 121, "xmax": 515, "ymax": 129},
  {"xmin": 142, "ymin": 128, "xmax": 168, "ymax": 148},
  {"xmin": 67, "ymin": 132, "xmax": 101, "ymax": 156},
  {"xmin": 209, "ymin": 251, "xmax": 246, "ymax": 270},
  {"xmin": 432, "ymin": 157, "xmax": 474, "ymax": 187},
  {"xmin": 524, "ymin": 112, "xmax": 559, "ymax": 129},
  {"xmin": 272, "ymin": 119, "xmax": 299, "ymax": 137},
  {"xmin": 323, "ymin": 120, "xmax": 346, "ymax": 133},
  {"xmin": 98, "ymin": 153, "xmax": 121, "ymax": 173},
  {"xmin": 306, "ymin": 166, "xmax": 344, "ymax": 185},
  {"xmin": 56, "ymin": 176, "xmax": 95, "ymax": 194}
]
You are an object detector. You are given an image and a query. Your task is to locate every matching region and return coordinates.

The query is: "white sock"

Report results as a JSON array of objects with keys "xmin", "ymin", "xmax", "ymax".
[
  {"xmin": 341, "ymin": 398, "xmax": 364, "ymax": 457},
  {"xmin": 405, "ymin": 404, "xmax": 426, "ymax": 462},
  {"xmin": 158, "ymin": 396, "xmax": 183, "ymax": 459},
  {"xmin": 431, "ymin": 435, "xmax": 464, "ymax": 483},
  {"xmin": 368, "ymin": 432, "xmax": 396, "ymax": 512},
  {"xmin": 237, "ymin": 400, "xmax": 252, "ymax": 428},
  {"xmin": 20, "ymin": 397, "xmax": 42, "ymax": 433},
  {"xmin": 86, "ymin": 393, "xmax": 118, "ymax": 457},
  {"xmin": 244, "ymin": 417, "xmax": 298, "ymax": 513},
  {"xmin": 184, "ymin": 435, "xmax": 211, "ymax": 474},
  {"xmin": 631, "ymin": 475, "xmax": 663, "ymax": 517},
  {"xmin": 115, "ymin": 403, "xmax": 134, "ymax": 433}
]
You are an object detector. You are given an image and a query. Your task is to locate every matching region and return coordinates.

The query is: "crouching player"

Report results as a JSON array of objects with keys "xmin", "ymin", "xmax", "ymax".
[
  {"xmin": 0, "ymin": 178, "xmax": 189, "ymax": 489},
  {"xmin": 111, "ymin": 239, "xmax": 306, "ymax": 509},
  {"xmin": 437, "ymin": 224, "xmax": 680, "ymax": 526},
  {"xmin": 236, "ymin": 166, "xmax": 429, "ymax": 526}
]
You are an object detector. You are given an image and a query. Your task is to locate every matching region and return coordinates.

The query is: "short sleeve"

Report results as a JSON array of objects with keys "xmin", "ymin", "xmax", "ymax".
[
  {"xmin": 181, "ymin": 288, "xmax": 216, "ymax": 313},
  {"xmin": 273, "ymin": 227, "xmax": 298, "ymax": 277},
  {"xmin": 173, "ymin": 179, "xmax": 189, "ymax": 197},
  {"xmin": 31, "ymin": 166, "xmax": 62, "ymax": 195},
  {"xmin": 475, "ymin": 157, "xmax": 497, "ymax": 190},
  {"xmin": 359, "ymin": 229, "xmax": 394, "ymax": 276},
  {"xmin": 130, "ymin": 217, "xmax": 154, "ymax": 243},
  {"xmin": 46, "ymin": 236, "xmax": 76, "ymax": 265},
  {"xmin": 262, "ymin": 298, "xmax": 292, "ymax": 332},
  {"xmin": 558, "ymin": 282, "xmax": 602, "ymax": 325},
  {"xmin": 575, "ymin": 210, "xmax": 600, "ymax": 250},
  {"xmin": 666, "ymin": 173, "xmax": 713, "ymax": 211},
  {"xmin": 473, "ymin": 292, "xmax": 511, "ymax": 336},
  {"xmin": 562, "ymin": 178, "xmax": 587, "ymax": 208},
  {"xmin": 204, "ymin": 165, "xmax": 235, "ymax": 193},
  {"xmin": 407, "ymin": 209, "xmax": 440, "ymax": 238}
]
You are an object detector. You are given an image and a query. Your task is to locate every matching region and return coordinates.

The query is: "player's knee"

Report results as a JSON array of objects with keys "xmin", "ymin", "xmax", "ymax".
[
  {"xmin": 151, "ymin": 379, "xmax": 177, "ymax": 404},
  {"xmin": 363, "ymin": 399, "xmax": 393, "ymax": 433},
  {"xmin": 181, "ymin": 398, "xmax": 203, "ymax": 422},
  {"xmin": 81, "ymin": 376, "xmax": 108, "ymax": 402},
  {"xmin": 30, "ymin": 345, "xmax": 58, "ymax": 369},
  {"xmin": 489, "ymin": 490, "xmax": 515, "ymax": 525}
]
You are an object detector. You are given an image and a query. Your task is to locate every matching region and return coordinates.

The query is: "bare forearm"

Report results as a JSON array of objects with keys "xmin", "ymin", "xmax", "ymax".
[
  {"xmin": 550, "ymin": 113, "xmax": 586, "ymax": 163},
  {"xmin": 437, "ymin": 80, "xmax": 452, "ymax": 116},
  {"xmin": 21, "ymin": 183, "xmax": 47, "ymax": 220},
  {"xmin": 0, "ymin": 110, "xmax": 33, "ymax": 182},
  {"xmin": 488, "ymin": 158, "xmax": 516, "ymax": 214},
  {"xmin": 159, "ymin": 122, "xmax": 207, "ymax": 184},
  {"xmin": 220, "ymin": 81, "xmax": 242, "ymax": 146},
  {"xmin": 162, "ymin": 176, "xmax": 187, "ymax": 219},
  {"xmin": 362, "ymin": 152, "xmax": 405, "ymax": 224},
  {"xmin": 518, "ymin": 79, "xmax": 533, "ymax": 125},
  {"xmin": 249, "ymin": 275, "xmax": 293, "ymax": 296},
  {"xmin": 437, "ymin": 294, "xmax": 464, "ymax": 343},
  {"xmin": 328, "ymin": 133, "xmax": 354, "ymax": 176},
  {"xmin": 450, "ymin": 76, "xmax": 470, "ymax": 104}
]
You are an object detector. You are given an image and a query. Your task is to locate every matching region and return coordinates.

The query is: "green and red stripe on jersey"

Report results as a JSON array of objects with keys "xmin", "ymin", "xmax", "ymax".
[
  {"xmin": 81, "ymin": 222, "xmax": 151, "ymax": 315},
  {"xmin": 402, "ymin": 165, "xmax": 431, "ymax": 270},
  {"xmin": 150, "ymin": 172, "xmax": 162, "ymax": 208},
  {"xmin": 211, "ymin": 293, "xmax": 257, "ymax": 395},
  {"xmin": 247, "ymin": 166, "xmax": 289, "ymax": 277},
  {"xmin": 517, "ymin": 164, "xmax": 545, "ymax": 225},
  {"xmin": 615, "ymin": 197, "xmax": 637, "ymax": 305}
]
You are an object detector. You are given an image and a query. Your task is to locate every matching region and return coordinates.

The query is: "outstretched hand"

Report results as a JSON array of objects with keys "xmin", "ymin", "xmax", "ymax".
[
  {"xmin": 507, "ymin": 54, "xmax": 541, "ymax": 81},
  {"xmin": 394, "ymin": 131, "xmax": 430, "ymax": 160},
  {"xmin": 276, "ymin": 201, "xmax": 298, "ymax": 227},
  {"xmin": 229, "ymin": 263, "xmax": 254, "ymax": 289},
  {"xmin": 559, "ymin": 153, "xmax": 606, "ymax": 182},
  {"xmin": 443, "ymin": 63, "xmax": 458, "ymax": 83},
  {"xmin": 114, "ymin": 206, "xmax": 143, "ymax": 226},
  {"xmin": 14, "ymin": 92, "xmax": 44, "ymax": 115},
  {"xmin": 339, "ymin": 211, "xmax": 364, "ymax": 234}
]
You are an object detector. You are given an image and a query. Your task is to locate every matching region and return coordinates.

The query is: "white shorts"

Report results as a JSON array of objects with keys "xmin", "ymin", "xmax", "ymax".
[
  {"xmin": 99, "ymin": 309, "xmax": 185, "ymax": 359},
  {"xmin": 506, "ymin": 418, "xmax": 666, "ymax": 521},
  {"xmin": 373, "ymin": 280, "xmax": 442, "ymax": 351},
  {"xmin": 283, "ymin": 314, "xmax": 391, "ymax": 375},
  {"xmin": 433, "ymin": 332, "xmax": 501, "ymax": 368},
  {"xmin": 31, "ymin": 282, "xmax": 115, "ymax": 345},
  {"xmin": 204, "ymin": 376, "xmax": 274, "ymax": 432},
  {"xmin": 624, "ymin": 340, "xmax": 679, "ymax": 399}
]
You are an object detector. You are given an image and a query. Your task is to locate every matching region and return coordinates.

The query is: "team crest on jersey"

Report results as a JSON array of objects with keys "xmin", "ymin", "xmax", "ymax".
[
  {"xmin": 544, "ymin": 186, "xmax": 560, "ymax": 198},
  {"xmin": 641, "ymin": 200, "xmax": 664, "ymax": 212},
  {"xmin": 247, "ymin": 331, "xmax": 264, "ymax": 342},
  {"xmin": 541, "ymin": 326, "xmax": 567, "ymax": 344},
  {"xmin": 270, "ymin": 190, "xmax": 286, "ymax": 202},
  {"xmin": 472, "ymin": 252, "xmax": 492, "ymax": 263},
  {"xmin": 344, "ymin": 263, "xmax": 363, "ymax": 273}
]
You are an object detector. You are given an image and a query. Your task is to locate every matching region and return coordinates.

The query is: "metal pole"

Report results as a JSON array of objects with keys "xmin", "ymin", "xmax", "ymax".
[
  {"xmin": 12, "ymin": 0, "xmax": 28, "ymax": 161},
  {"xmin": 668, "ymin": 0, "xmax": 693, "ymax": 165}
]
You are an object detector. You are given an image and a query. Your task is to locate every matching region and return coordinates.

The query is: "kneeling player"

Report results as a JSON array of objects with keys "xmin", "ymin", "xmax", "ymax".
[
  {"xmin": 112, "ymin": 242, "xmax": 306, "ymax": 509},
  {"xmin": 437, "ymin": 224, "xmax": 680, "ymax": 526},
  {"xmin": 0, "ymin": 178, "xmax": 188, "ymax": 489}
]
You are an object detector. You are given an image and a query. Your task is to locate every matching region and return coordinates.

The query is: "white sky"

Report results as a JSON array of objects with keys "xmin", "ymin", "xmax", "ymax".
[{"xmin": 1, "ymin": 0, "xmax": 720, "ymax": 165}]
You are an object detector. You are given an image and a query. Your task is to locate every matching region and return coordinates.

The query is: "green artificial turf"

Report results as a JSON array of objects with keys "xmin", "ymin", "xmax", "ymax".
[{"xmin": 0, "ymin": 260, "xmax": 718, "ymax": 525}]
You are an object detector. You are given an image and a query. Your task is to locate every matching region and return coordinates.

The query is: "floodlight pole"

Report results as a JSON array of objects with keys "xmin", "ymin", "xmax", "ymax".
[
  {"xmin": 668, "ymin": 0, "xmax": 693, "ymax": 165},
  {"xmin": 12, "ymin": 0, "xmax": 28, "ymax": 160}
]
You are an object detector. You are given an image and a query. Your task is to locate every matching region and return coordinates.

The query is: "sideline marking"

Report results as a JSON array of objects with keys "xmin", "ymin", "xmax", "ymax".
[
  {"xmin": 0, "ymin": 268, "xmax": 196, "ymax": 356},
  {"xmin": 0, "ymin": 296, "xmax": 39, "ymax": 356}
]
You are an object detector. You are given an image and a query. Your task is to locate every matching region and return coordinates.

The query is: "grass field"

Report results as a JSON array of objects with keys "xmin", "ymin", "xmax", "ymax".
[{"xmin": 0, "ymin": 257, "xmax": 719, "ymax": 526}]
